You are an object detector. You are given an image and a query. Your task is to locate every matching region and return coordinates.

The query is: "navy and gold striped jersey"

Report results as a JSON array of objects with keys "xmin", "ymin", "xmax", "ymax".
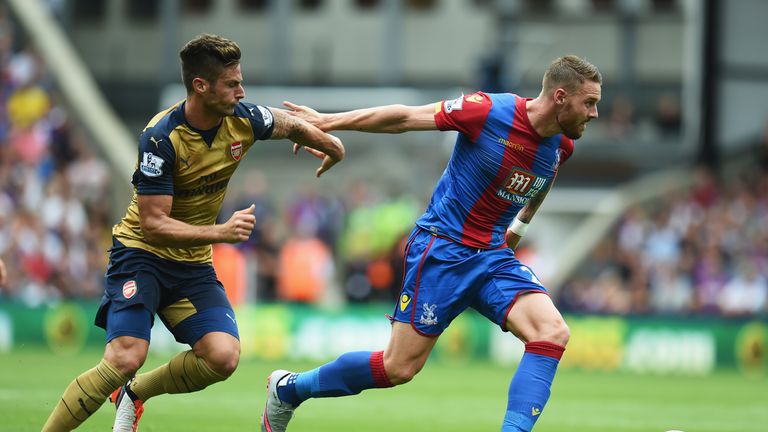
[{"xmin": 112, "ymin": 101, "xmax": 274, "ymax": 263}]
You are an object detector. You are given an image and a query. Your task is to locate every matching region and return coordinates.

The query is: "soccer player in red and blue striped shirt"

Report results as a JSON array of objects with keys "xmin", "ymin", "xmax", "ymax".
[{"xmin": 261, "ymin": 55, "xmax": 601, "ymax": 432}]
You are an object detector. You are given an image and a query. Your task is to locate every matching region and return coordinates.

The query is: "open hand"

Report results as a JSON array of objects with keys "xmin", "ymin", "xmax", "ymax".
[
  {"xmin": 293, "ymin": 135, "xmax": 344, "ymax": 177},
  {"xmin": 283, "ymin": 101, "xmax": 325, "ymax": 129}
]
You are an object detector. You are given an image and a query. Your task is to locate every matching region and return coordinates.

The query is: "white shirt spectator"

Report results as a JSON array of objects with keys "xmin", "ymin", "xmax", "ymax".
[{"xmin": 718, "ymin": 263, "xmax": 768, "ymax": 315}]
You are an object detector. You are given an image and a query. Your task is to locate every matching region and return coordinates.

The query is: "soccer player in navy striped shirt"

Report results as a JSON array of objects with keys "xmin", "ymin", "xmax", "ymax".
[{"xmin": 42, "ymin": 34, "xmax": 344, "ymax": 432}]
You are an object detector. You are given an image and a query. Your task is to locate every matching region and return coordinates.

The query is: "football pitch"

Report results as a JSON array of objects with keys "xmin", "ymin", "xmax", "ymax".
[{"xmin": 2, "ymin": 349, "xmax": 765, "ymax": 432}]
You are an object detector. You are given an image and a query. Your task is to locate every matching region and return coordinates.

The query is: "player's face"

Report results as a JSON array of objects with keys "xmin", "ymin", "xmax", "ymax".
[
  {"xmin": 556, "ymin": 81, "xmax": 601, "ymax": 139},
  {"xmin": 203, "ymin": 64, "xmax": 245, "ymax": 117}
]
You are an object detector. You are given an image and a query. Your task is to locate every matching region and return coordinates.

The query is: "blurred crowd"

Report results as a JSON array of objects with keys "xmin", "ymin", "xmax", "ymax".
[
  {"xmin": 0, "ymin": 8, "xmax": 112, "ymax": 305},
  {"xmin": 217, "ymin": 176, "xmax": 420, "ymax": 305},
  {"xmin": 600, "ymin": 91, "xmax": 682, "ymax": 142},
  {"xmin": 560, "ymin": 158, "xmax": 768, "ymax": 317},
  {"xmin": 1, "ymin": 6, "xmax": 765, "ymax": 318}
]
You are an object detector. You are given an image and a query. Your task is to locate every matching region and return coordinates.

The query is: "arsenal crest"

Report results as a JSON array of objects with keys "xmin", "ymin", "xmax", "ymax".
[
  {"xmin": 230, "ymin": 141, "xmax": 243, "ymax": 161},
  {"xmin": 122, "ymin": 280, "xmax": 137, "ymax": 299}
]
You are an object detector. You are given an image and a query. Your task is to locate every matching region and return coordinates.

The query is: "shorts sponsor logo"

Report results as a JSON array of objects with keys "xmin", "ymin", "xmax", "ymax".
[
  {"xmin": 122, "ymin": 280, "xmax": 137, "ymax": 299},
  {"xmin": 419, "ymin": 303, "xmax": 438, "ymax": 326},
  {"xmin": 399, "ymin": 294, "xmax": 412, "ymax": 312},
  {"xmin": 230, "ymin": 141, "xmax": 243, "ymax": 161},
  {"xmin": 140, "ymin": 152, "xmax": 164, "ymax": 177}
]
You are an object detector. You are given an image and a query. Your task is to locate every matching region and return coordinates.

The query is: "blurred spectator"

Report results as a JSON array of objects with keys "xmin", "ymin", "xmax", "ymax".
[
  {"xmin": 717, "ymin": 260, "xmax": 767, "ymax": 316},
  {"xmin": 339, "ymin": 182, "xmax": 419, "ymax": 302},
  {"xmin": 653, "ymin": 92, "xmax": 682, "ymax": 137},
  {"xmin": 692, "ymin": 246, "xmax": 729, "ymax": 314},
  {"xmin": 757, "ymin": 118, "xmax": 768, "ymax": 171},
  {"xmin": 277, "ymin": 229, "xmax": 335, "ymax": 303},
  {"xmin": 286, "ymin": 184, "xmax": 345, "ymax": 252},
  {"xmin": 477, "ymin": 53, "xmax": 504, "ymax": 93},
  {"xmin": 648, "ymin": 262, "xmax": 694, "ymax": 313},
  {"xmin": 0, "ymin": 257, "xmax": 6, "ymax": 287},
  {"xmin": 605, "ymin": 94, "xmax": 636, "ymax": 139},
  {"xmin": 221, "ymin": 171, "xmax": 280, "ymax": 300}
]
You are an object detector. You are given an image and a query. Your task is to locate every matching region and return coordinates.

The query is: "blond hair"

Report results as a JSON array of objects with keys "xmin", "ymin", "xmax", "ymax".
[{"xmin": 542, "ymin": 55, "xmax": 602, "ymax": 94}]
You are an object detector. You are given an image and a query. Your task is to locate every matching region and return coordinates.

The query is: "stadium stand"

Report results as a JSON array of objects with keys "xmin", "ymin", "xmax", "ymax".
[
  {"xmin": 560, "ymin": 162, "xmax": 768, "ymax": 316},
  {"xmin": 0, "ymin": 6, "xmax": 112, "ymax": 304},
  {"xmin": 1, "ymin": 1, "xmax": 764, "ymax": 320}
]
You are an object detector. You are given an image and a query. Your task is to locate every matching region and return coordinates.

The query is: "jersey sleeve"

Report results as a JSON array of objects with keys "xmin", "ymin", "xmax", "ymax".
[
  {"xmin": 239, "ymin": 102, "xmax": 275, "ymax": 141},
  {"xmin": 434, "ymin": 91, "xmax": 493, "ymax": 142},
  {"xmin": 557, "ymin": 135, "xmax": 575, "ymax": 167},
  {"xmin": 132, "ymin": 130, "xmax": 176, "ymax": 195}
]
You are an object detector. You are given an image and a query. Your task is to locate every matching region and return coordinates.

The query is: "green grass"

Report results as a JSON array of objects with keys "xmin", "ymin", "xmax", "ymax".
[{"xmin": 2, "ymin": 349, "xmax": 765, "ymax": 432}]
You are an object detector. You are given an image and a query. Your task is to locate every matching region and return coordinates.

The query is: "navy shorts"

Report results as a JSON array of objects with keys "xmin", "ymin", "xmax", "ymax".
[
  {"xmin": 95, "ymin": 238, "xmax": 239, "ymax": 346},
  {"xmin": 392, "ymin": 227, "xmax": 548, "ymax": 337}
]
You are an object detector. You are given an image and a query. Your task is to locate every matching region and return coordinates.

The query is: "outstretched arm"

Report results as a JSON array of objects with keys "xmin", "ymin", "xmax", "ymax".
[
  {"xmin": 283, "ymin": 101, "xmax": 439, "ymax": 133},
  {"xmin": 505, "ymin": 173, "xmax": 557, "ymax": 250},
  {"xmin": 269, "ymin": 108, "xmax": 345, "ymax": 177}
]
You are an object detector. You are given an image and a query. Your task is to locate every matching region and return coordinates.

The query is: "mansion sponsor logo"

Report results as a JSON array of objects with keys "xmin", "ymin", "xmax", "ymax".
[{"xmin": 496, "ymin": 169, "xmax": 546, "ymax": 204}]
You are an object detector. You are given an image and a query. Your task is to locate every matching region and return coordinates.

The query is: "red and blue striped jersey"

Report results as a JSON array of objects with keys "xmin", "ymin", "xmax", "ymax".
[{"xmin": 415, "ymin": 92, "xmax": 574, "ymax": 249}]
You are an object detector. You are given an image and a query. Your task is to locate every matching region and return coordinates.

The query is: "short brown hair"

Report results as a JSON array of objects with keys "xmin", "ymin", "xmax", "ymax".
[
  {"xmin": 180, "ymin": 34, "xmax": 241, "ymax": 92},
  {"xmin": 542, "ymin": 55, "xmax": 602, "ymax": 94}
]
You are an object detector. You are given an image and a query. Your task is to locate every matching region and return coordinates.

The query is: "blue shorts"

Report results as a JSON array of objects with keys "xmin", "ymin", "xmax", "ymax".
[
  {"xmin": 95, "ymin": 238, "xmax": 239, "ymax": 346},
  {"xmin": 391, "ymin": 227, "xmax": 548, "ymax": 337}
]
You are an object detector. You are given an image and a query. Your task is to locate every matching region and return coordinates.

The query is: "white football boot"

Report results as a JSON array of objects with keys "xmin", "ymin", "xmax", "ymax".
[
  {"xmin": 260, "ymin": 370, "xmax": 296, "ymax": 432},
  {"xmin": 110, "ymin": 379, "xmax": 144, "ymax": 432}
]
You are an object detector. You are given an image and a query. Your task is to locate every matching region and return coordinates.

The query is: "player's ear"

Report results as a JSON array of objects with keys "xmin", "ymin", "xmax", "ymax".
[
  {"xmin": 192, "ymin": 77, "xmax": 207, "ymax": 94},
  {"xmin": 554, "ymin": 88, "xmax": 567, "ymax": 105}
]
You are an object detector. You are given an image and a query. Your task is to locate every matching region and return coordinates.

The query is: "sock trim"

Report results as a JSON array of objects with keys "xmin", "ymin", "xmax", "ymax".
[
  {"xmin": 525, "ymin": 341, "xmax": 565, "ymax": 360},
  {"xmin": 74, "ymin": 378, "xmax": 98, "ymax": 406},
  {"xmin": 61, "ymin": 398, "xmax": 86, "ymax": 422},
  {"xmin": 369, "ymin": 351, "xmax": 393, "ymax": 388}
]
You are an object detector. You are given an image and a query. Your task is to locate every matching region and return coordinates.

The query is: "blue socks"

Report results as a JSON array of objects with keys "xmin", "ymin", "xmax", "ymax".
[
  {"xmin": 276, "ymin": 351, "xmax": 392, "ymax": 406},
  {"xmin": 502, "ymin": 341, "xmax": 565, "ymax": 432},
  {"xmin": 273, "ymin": 342, "xmax": 564, "ymax": 432}
]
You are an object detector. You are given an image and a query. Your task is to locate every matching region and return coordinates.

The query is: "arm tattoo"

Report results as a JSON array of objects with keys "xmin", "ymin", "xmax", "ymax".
[{"xmin": 270, "ymin": 109, "xmax": 308, "ymax": 140}]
